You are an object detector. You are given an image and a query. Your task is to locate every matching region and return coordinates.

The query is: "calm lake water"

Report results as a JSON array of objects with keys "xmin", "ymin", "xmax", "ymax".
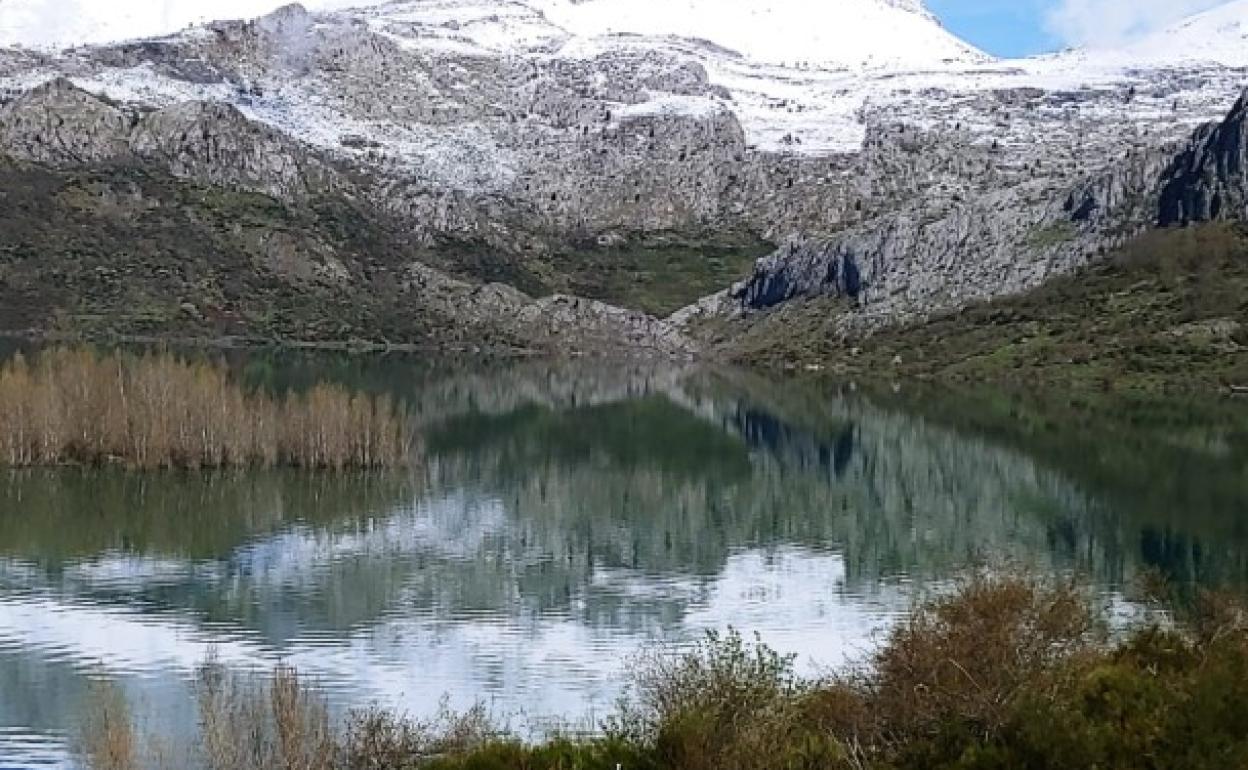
[{"xmin": 1, "ymin": 353, "xmax": 1246, "ymax": 767}]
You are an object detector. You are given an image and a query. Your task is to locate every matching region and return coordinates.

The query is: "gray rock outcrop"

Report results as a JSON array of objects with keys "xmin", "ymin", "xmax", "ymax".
[
  {"xmin": 731, "ymin": 93, "xmax": 1226, "ymax": 334},
  {"xmin": 1158, "ymin": 90, "xmax": 1248, "ymax": 227},
  {"xmin": 0, "ymin": 77, "xmax": 332, "ymax": 199}
]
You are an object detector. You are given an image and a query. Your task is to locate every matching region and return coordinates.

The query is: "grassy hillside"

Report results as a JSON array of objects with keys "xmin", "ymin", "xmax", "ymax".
[
  {"xmin": 0, "ymin": 158, "xmax": 762, "ymax": 347},
  {"xmin": 724, "ymin": 223, "xmax": 1248, "ymax": 392},
  {"xmin": 545, "ymin": 233, "xmax": 768, "ymax": 318},
  {"xmin": 0, "ymin": 159, "xmax": 445, "ymax": 344}
]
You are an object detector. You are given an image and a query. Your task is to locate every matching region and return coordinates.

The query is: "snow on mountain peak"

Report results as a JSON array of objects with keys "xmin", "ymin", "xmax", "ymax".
[
  {"xmin": 0, "ymin": 0, "xmax": 986, "ymax": 70},
  {"xmin": 1023, "ymin": 0, "xmax": 1248, "ymax": 77},
  {"xmin": 1117, "ymin": 0, "xmax": 1248, "ymax": 66},
  {"xmin": 531, "ymin": 0, "xmax": 989, "ymax": 68},
  {"xmin": 0, "ymin": 0, "xmax": 374, "ymax": 48},
  {"xmin": 2, "ymin": 0, "xmax": 1246, "ymax": 165}
]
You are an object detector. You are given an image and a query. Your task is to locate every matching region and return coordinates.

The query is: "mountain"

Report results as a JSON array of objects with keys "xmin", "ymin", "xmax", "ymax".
[
  {"xmin": 0, "ymin": 0, "xmax": 366, "ymax": 48},
  {"xmin": 529, "ymin": 0, "xmax": 989, "ymax": 68},
  {"xmin": 1117, "ymin": 0, "xmax": 1248, "ymax": 66},
  {"xmin": 0, "ymin": 0, "xmax": 1247, "ymax": 357},
  {"xmin": 0, "ymin": 0, "xmax": 986, "ymax": 67}
]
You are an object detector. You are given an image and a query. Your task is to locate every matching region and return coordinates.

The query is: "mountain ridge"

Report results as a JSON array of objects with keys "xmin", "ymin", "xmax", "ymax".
[
  {"xmin": 1, "ymin": 1, "xmax": 1248, "ymax": 359},
  {"xmin": 1, "ymin": 0, "xmax": 985, "ymax": 67}
]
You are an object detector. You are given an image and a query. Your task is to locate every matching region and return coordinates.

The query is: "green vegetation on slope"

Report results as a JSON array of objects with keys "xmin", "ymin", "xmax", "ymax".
[
  {"xmin": 0, "ymin": 158, "xmax": 764, "ymax": 345},
  {"xmin": 727, "ymin": 223, "xmax": 1248, "ymax": 392},
  {"xmin": 545, "ymin": 233, "xmax": 770, "ymax": 318},
  {"xmin": 434, "ymin": 231, "xmax": 768, "ymax": 318},
  {"xmin": 0, "ymin": 159, "xmax": 446, "ymax": 344},
  {"xmin": 79, "ymin": 574, "xmax": 1248, "ymax": 770}
]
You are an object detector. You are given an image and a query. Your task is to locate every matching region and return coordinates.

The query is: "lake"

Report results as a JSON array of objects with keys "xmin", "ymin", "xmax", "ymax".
[{"xmin": 1, "ymin": 353, "xmax": 1246, "ymax": 767}]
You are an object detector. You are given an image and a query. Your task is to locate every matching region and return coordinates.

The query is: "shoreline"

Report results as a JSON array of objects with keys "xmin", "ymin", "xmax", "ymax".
[{"xmin": 2, "ymin": 329, "xmax": 1243, "ymax": 396}]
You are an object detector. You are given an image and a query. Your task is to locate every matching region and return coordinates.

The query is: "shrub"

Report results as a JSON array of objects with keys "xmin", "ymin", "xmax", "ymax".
[
  {"xmin": 609, "ymin": 629, "xmax": 847, "ymax": 770},
  {"xmin": 421, "ymin": 737, "xmax": 655, "ymax": 770},
  {"xmin": 343, "ymin": 708, "xmax": 429, "ymax": 770},
  {"xmin": 869, "ymin": 573, "xmax": 1101, "ymax": 748},
  {"xmin": 77, "ymin": 575, "xmax": 1248, "ymax": 770},
  {"xmin": 196, "ymin": 658, "xmax": 335, "ymax": 770},
  {"xmin": 337, "ymin": 697, "xmax": 501, "ymax": 770}
]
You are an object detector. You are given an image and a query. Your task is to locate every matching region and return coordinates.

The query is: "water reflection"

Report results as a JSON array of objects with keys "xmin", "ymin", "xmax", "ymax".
[{"xmin": 1, "ymin": 357, "xmax": 1246, "ymax": 766}]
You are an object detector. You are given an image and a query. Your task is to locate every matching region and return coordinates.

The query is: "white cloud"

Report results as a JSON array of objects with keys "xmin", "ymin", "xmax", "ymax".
[{"xmin": 1045, "ymin": 0, "xmax": 1231, "ymax": 48}]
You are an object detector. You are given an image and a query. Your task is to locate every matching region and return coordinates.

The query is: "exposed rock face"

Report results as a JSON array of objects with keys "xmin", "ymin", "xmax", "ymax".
[
  {"xmin": 731, "ymin": 98, "xmax": 1224, "ymax": 333},
  {"xmin": 1159, "ymin": 90, "xmax": 1248, "ymax": 227},
  {"xmin": 400, "ymin": 264, "xmax": 695, "ymax": 355},
  {"xmin": 129, "ymin": 100, "xmax": 331, "ymax": 198},
  {"xmin": 0, "ymin": 77, "xmax": 331, "ymax": 199},
  {"xmin": 0, "ymin": 78, "xmax": 131, "ymax": 163}
]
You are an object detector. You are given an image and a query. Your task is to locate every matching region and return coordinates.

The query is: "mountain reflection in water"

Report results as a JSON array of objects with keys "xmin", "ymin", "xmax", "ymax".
[{"xmin": 1, "ymin": 355, "xmax": 1246, "ymax": 766}]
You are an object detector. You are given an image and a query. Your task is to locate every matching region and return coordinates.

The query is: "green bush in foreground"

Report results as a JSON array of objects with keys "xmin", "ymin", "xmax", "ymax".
[{"xmin": 81, "ymin": 574, "xmax": 1248, "ymax": 770}]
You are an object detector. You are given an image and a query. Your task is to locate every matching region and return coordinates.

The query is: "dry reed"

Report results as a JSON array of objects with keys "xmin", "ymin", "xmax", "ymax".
[
  {"xmin": 197, "ymin": 658, "xmax": 336, "ymax": 770},
  {"xmin": 0, "ymin": 348, "xmax": 416, "ymax": 470},
  {"xmin": 79, "ymin": 680, "xmax": 139, "ymax": 770},
  {"xmin": 81, "ymin": 658, "xmax": 498, "ymax": 770}
]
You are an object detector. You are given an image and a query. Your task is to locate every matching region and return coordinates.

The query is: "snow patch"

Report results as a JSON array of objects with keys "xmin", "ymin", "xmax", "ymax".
[
  {"xmin": 3, "ymin": 0, "xmax": 1248, "ymax": 172},
  {"xmin": 530, "ymin": 0, "xmax": 990, "ymax": 69}
]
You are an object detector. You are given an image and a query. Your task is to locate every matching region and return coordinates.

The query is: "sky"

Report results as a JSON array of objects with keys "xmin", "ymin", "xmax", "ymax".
[
  {"xmin": 929, "ymin": 0, "xmax": 1233, "ymax": 56},
  {"xmin": 0, "ymin": 0, "xmax": 1238, "ymax": 56}
]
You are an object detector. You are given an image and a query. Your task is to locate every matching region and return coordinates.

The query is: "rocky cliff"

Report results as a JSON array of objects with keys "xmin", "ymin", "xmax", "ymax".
[
  {"xmin": 0, "ymin": 77, "xmax": 332, "ymax": 198},
  {"xmin": 728, "ymin": 117, "xmax": 1192, "ymax": 335},
  {"xmin": 1159, "ymin": 91, "xmax": 1248, "ymax": 227}
]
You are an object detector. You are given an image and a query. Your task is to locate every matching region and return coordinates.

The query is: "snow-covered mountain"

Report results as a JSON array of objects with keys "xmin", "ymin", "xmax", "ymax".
[
  {"xmin": 0, "ymin": 0, "xmax": 370, "ymax": 48},
  {"xmin": 0, "ymin": 0, "xmax": 986, "ymax": 68},
  {"xmin": 530, "ymin": 0, "xmax": 989, "ymax": 68},
  {"xmin": 2, "ymin": 0, "xmax": 1244, "ymax": 155},
  {"xmin": 0, "ymin": 0, "xmax": 1246, "ymax": 347},
  {"xmin": 1102, "ymin": 0, "xmax": 1248, "ymax": 66}
]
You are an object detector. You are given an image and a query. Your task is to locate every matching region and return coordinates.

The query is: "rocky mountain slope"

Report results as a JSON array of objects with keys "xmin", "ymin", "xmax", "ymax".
[
  {"xmin": 1, "ymin": 0, "xmax": 1248, "ymax": 354},
  {"xmin": 0, "ymin": 154, "xmax": 695, "ymax": 353}
]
